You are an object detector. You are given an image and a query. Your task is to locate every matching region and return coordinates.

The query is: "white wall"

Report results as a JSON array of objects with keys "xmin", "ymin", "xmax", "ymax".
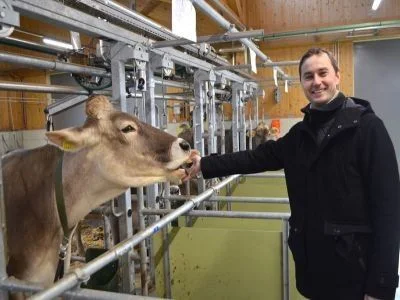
[
  {"xmin": 0, "ymin": 131, "xmax": 23, "ymax": 156},
  {"xmin": 22, "ymin": 129, "xmax": 47, "ymax": 149}
]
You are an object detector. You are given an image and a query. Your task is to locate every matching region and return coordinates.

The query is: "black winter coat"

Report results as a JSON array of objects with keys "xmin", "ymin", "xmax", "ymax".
[{"xmin": 201, "ymin": 96, "xmax": 400, "ymax": 299}]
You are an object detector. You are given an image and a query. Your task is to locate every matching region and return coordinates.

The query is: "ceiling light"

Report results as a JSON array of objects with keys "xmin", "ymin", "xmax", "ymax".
[
  {"xmin": 42, "ymin": 38, "xmax": 73, "ymax": 50},
  {"xmin": 372, "ymin": 0, "xmax": 383, "ymax": 10}
]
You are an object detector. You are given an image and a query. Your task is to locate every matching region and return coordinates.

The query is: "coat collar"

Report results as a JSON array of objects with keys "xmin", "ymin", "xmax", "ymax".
[{"xmin": 299, "ymin": 95, "xmax": 373, "ymax": 137}]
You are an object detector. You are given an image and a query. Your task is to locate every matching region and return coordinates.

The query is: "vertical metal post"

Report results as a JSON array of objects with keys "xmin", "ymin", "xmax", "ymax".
[
  {"xmin": 193, "ymin": 71, "xmax": 208, "ymax": 207},
  {"xmin": 161, "ymin": 182, "xmax": 172, "ymax": 298},
  {"xmin": 255, "ymin": 95, "xmax": 259, "ymax": 126},
  {"xmin": 248, "ymin": 113, "xmax": 253, "ymax": 150},
  {"xmin": 136, "ymin": 89, "xmax": 148, "ymax": 296},
  {"xmin": 136, "ymin": 187, "xmax": 148, "ymax": 296},
  {"xmin": 0, "ymin": 158, "xmax": 9, "ymax": 300},
  {"xmin": 207, "ymin": 81, "xmax": 217, "ymax": 154},
  {"xmin": 239, "ymin": 90, "xmax": 246, "ymax": 151},
  {"xmin": 231, "ymin": 83, "xmax": 240, "ymax": 153},
  {"xmin": 282, "ymin": 220, "xmax": 289, "ymax": 300},
  {"xmin": 111, "ymin": 42, "xmax": 135, "ymax": 294},
  {"xmin": 219, "ymin": 105, "xmax": 226, "ymax": 154},
  {"xmin": 145, "ymin": 61, "xmax": 159, "ymax": 287}
]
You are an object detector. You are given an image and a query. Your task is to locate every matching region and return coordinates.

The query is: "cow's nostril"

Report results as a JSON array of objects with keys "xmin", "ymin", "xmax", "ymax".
[{"xmin": 179, "ymin": 140, "xmax": 191, "ymax": 151}]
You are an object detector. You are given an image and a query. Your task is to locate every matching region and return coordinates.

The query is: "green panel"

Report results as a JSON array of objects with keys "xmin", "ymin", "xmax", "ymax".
[
  {"xmin": 157, "ymin": 175, "xmax": 307, "ymax": 299},
  {"xmin": 178, "ymin": 176, "xmax": 290, "ymax": 231},
  {"xmin": 154, "ymin": 227, "xmax": 283, "ymax": 300}
]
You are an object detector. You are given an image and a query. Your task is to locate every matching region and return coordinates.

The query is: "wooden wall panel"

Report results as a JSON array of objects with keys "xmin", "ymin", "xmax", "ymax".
[
  {"xmin": 18, "ymin": 71, "xmax": 49, "ymax": 130},
  {"xmin": 166, "ymin": 87, "xmax": 190, "ymax": 123},
  {"xmin": 0, "ymin": 70, "xmax": 48, "ymax": 131},
  {"xmin": 246, "ymin": 0, "xmax": 400, "ymax": 34},
  {"xmin": 0, "ymin": 75, "xmax": 24, "ymax": 131}
]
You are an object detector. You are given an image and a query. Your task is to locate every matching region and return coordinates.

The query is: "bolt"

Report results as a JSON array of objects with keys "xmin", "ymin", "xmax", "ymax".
[{"xmin": 0, "ymin": 11, "xmax": 5, "ymax": 18}]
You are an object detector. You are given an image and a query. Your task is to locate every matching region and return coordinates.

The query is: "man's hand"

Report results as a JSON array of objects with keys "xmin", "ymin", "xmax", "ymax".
[
  {"xmin": 364, "ymin": 295, "xmax": 382, "ymax": 300},
  {"xmin": 183, "ymin": 150, "xmax": 201, "ymax": 182}
]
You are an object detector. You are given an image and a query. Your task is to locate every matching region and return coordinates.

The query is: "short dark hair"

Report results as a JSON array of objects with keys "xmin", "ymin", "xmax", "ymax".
[{"xmin": 298, "ymin": 48, "xmax": 339, "ymax": 79}]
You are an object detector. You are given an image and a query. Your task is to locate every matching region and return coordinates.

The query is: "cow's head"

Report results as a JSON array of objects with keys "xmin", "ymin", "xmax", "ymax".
[
  {"xmin": 255, "ymin": 122, "xmax": 269, "ymax": 137},
  {"xmin": 46, "ymin": 95, "xmax": 193, "ymax": 187}
]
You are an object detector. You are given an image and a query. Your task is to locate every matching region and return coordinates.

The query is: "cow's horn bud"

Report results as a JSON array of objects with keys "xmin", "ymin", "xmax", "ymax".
[{"xmin": 86, "ymin": 95, "xmax": 114, "ymax": 119}]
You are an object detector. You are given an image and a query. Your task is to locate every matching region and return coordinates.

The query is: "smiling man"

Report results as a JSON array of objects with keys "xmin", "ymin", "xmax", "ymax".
[{"xmin": 185, "ymin": 48, "xmax": 400, "ymax": 300}]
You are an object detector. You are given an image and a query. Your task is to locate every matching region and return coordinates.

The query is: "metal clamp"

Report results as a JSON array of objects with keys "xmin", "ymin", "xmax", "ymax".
[{"xmin": 0, "ymin": 0, "xmax": 20, "ymax": 38}]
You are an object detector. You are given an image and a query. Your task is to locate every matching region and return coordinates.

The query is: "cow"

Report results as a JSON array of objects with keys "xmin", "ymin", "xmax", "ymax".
[
  {"xmin": 247, "ymin": 121, "xmax": 270, "ymax": 149},
  {"xmin": 2, "ymin": 95, "xmax": 193, "ymax": 288}
]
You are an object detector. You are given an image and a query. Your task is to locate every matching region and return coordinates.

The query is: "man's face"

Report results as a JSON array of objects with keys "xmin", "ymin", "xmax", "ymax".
[{"xmin": 300, "ymin": 53, "xmax": 340, "ymax": 106}]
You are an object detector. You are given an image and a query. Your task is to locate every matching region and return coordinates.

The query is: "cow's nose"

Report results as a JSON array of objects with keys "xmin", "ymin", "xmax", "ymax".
[{"xmin": 179, "ymin": 140, "xmax": 191, "ymax": 151}]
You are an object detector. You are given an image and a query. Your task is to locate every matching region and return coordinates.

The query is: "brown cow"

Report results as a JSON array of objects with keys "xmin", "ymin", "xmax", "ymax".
[{"xmin": 2, "ymin": 95, "xmax": 193, "ymax": 287}]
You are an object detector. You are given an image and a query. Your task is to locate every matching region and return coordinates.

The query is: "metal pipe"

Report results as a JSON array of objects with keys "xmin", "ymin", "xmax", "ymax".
[
  {"xmin": 214, "ymin": 60, "xmax": 300, "ymax": 71},
  {"xmin": 0, "ymin": 37, "xmax": 60, "ymax": 55},
  {"xmin": 282, "ymin": 221, "xmax": 289, "ymax": 300},
  {"xmin": 0, "ymin": 51, "xmax": 111, "ymax": 77},
  {"xmin": 160, "ymin": 195, "xmax": 289, "ymax": 204},
  {"xmin": 152, "ymin": 29, "xmax": 264, "ymax": 49},
  {"xmin": 190, "ymin": 0, "xmax": 288, "ymax": 78},
  {"xmin": 130, "ymin": 93, "xmax": 194, "ymax": 101},
  {"xmin": 71, "ymin": 256, "xmax": 86, "ymax": 263},
  {"xmin": 244, "ymin": 173, "xmax": 285, "ymax": 178},
  {"xmin": 261, "ymin": 20, "xmax": 400, "ymax": 41},
  {"xmin": 154, "ymin": 77, "xmax": 190, "ymax": 89},
  {"xmin": 92, "ymin": 0, "xmax": 230, "ymax": 66},
  {"xmin": 218, "ymin": 46, "xmax": 246, "ymax": 54},
  {"xmin": 142, "ymin": 209, "xmax": 291, "ymax": 220},
  {"xmin": 0, "ymin": 278, "xmax": 160, "ymax": 300},
  {"xmin": 162, "ymin": 182, "xmax": 172, "ymax": 298},
  {"xmin": 0, "ymin": 81, "xmax": 89, "ymax": 95},
  {"xmin": 137, "ymin": 187, "xmax": 148, "ymax": 296},
  {"xmin": 28, "ymin": 175, "xmax": 240, "ymax": 300},
  {"xmin": 206, "ymin": 0, "xmax": 246, "ymax": 31},
  {"xmin": 0, "ymin": 158, "xmax": 8, "ymax": 300}
]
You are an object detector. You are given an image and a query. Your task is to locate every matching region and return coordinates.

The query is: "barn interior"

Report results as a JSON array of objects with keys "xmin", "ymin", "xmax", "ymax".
[{"xmin": 0, "ymin": 0, "xmax": 399, "ymax": 299}]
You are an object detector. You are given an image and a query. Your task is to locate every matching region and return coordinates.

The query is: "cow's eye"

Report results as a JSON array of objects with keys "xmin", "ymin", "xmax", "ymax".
[{"xmin": 121, "ymin": 125, "xmax": 136, "ymax": 133}]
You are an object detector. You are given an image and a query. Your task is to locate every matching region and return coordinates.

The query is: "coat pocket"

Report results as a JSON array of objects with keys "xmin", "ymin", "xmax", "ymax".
[{"xmin": 324, "ymin": 221, "xmax": 371, "ymax": 272}]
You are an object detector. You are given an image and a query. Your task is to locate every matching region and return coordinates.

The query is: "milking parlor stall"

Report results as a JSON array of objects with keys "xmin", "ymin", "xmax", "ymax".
[{"xmin": 0, "ymin": 0, "xmax": 399, "ymax": 299}]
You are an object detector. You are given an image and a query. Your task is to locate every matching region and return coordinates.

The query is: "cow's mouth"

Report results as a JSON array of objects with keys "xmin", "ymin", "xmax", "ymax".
[{"xmin": 171, "ymin": 160, "xmax": 193, "ymax": 172}]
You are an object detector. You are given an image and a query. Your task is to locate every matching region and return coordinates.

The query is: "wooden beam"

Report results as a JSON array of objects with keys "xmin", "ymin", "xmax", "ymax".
[
  {"xmin": 140, "ymin": 0, "xmax": 160, "ymax": 15},
  {"xmin": 234, "ymin": 0, "xmax": 243, "ymax": 21}
]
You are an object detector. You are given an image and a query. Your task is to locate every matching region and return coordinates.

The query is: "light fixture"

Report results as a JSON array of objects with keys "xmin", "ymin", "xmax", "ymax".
[
  {"xmin": 345, "ymin": 32, "xmax": 376, "ymax": 38},
  {"xmin": 372, "ymin": 0, "xmax": 383, "ymax": 10},
  {"xmin": 42, "ymin": 38, "xmax": 73, "ymax": 50}
]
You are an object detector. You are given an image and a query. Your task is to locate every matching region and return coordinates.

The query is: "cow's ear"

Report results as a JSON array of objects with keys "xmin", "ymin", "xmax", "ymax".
[
  {"xmin": 86, "ymin": 95, "xmax": 114, "ymax": 119},
  {"xmin": 46, "ymin": 128, "xmax": 98, "ymax": 152}
]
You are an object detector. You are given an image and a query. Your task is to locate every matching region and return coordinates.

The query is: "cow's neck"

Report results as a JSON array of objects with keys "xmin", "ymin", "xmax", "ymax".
[{"xmin": 60, "ymin": 149, "xmax": 127, "ymax": 229}]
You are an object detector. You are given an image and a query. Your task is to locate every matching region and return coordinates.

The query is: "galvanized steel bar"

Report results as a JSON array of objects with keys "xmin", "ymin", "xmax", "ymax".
[
  {"xmin": 0, "ymin": 51, "xmax": 111, "ymax": 77},
  {"xmin": 243, "ymin": 173, "xmax": 285, "ymax": 178},
  {"xmin": 190, "ymin": 0, "xmax": 288, "ymax": 78},
  {"xmin": 28, "ymin": 175, "xmax": 239, "ymax": 300},
  {"xmin": 0, "ymin": 81, "xmax": 89, "ymax": 95},
  {"xmin": 159, "ymin": 195, "xmax": 289, "ymax": 204},
  {"xmin": 136, "ymin": 187, "xmax": 149, "ymax": 296},
  {"xmin": 162, "ymin": 182, "xmax": 172, "ymax": 298},
  {"xmin": 0, "ymin": 157, "xmax": 8, "ymax": 300},
  {"xmin": 152, "ymin": 29, "xmax": 264, "ymax": 49},
  {"xmin": 111, "ymin": 42, "xmax": 136, "ymax": 293},
  {"xmin": 0, "ymin": 278, "xmax": 160, "ymax": 299},
  {"xmin": 282, "ymin": 220, "xmax": 290, "ymax": 300},
  {"xmin": 214, "ymin": 60, "xmax": 300, "ymax": 70},
  {"xmin": 142, "ymin": 209, "xmax": 290, "ymax": 220}
]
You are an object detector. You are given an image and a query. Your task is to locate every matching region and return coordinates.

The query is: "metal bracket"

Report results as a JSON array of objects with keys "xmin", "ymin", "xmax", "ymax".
[{"xmin": 0, "ymin": 0, "xmax": 19, "ymax": 37}]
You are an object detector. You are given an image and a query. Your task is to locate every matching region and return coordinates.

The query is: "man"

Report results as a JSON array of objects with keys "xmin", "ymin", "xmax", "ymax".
[{"xmin": 184, "ymin": 48, "xmax": 400, "ymax": 300}]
